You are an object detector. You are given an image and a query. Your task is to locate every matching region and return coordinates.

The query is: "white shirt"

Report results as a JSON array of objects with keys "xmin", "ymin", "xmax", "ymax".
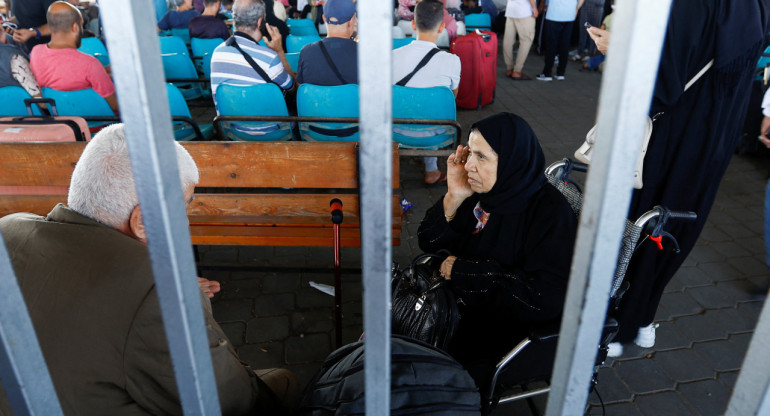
[
  {"xmin": 505, "ymin": 0, "xmax": 533, "ymax": 18},
  {"xmin": 545, "ymin": 0, "xmax": 579, "ymax": 22},
  {"xmin": 763, "ymin": 88, "xmax": 770, "ymax": 117},
  {"xmin": 392, "ymin": 40, "xmax": 461, "ymax": 91}
]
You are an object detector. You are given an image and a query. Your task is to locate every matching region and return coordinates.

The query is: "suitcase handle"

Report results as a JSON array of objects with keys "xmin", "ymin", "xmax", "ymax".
[
  {"xmin": 23, "ymin": 98, "xmax": 57, "ymax": 117},
  {"xmin": 474, "ymin": 29, "xmax": 492, "ymax": 42}
]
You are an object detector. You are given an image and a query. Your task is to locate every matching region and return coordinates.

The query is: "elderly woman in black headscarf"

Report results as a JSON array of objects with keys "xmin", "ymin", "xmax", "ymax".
[{"xmin": 418, "ymin": 112, "xmax": 578, "ymax": 363}]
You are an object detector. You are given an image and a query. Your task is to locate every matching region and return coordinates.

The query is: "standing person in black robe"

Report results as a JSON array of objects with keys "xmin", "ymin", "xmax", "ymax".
[
  {"xmin": 263, "ymin": 0, "xmax": 290, "ymax": 52},
  {"xmin": 601, "ymin": 0, "xmax": 770, "ymax": 356},
  {"xmin": 417, "ymin": 113, "xmax": 578, "ymax": 382}
]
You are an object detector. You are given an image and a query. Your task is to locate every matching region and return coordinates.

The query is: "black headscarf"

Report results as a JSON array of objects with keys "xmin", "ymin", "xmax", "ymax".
[{"xmin": 471, "ymin": 113, "xmax": 546, "ymax": 214}]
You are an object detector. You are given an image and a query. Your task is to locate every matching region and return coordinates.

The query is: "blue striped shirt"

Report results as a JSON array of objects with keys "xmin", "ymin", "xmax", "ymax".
[{"xmin": 210, "ymin": 33, "xmax": 294, "ymax": 105}]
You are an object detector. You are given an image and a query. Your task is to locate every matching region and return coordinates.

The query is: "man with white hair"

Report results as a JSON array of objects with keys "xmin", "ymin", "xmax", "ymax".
[{"xmin": 0, "ymin": 124, "xmax": 297, "ymax": 415}]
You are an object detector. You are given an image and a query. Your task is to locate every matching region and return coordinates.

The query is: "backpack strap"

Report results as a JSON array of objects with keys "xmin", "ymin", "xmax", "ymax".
[
  {"xmin": 396, "ymin": 48, "xmax": 441, "ymax": 87},
  {"xmin": 226, "ymin": 36, "xmax": 280, "ymax": 87},
  {"xmin": 318, "ymin": 41, "xmax": 349, "ymax": 85}
]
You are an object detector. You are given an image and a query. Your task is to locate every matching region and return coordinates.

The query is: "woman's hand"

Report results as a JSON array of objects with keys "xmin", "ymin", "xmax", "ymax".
[
  {"xmin": 587, "ymin": 27, "xmax": 610, "ymax": 55},
  {"xmin": 198, "ymin": 277, "xmax": 221, "ymax": 299},
  {"xmin": 444, "ymin": 145, "xmax": 473, "ymax": 217},
  {"xmin": 440, "ymin": 256, "xmax": 457, "ymax": 280}
]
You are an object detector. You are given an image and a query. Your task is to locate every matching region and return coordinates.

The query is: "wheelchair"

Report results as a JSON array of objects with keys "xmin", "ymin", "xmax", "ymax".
[{"xmin": 476, "ymin": 158, "xmax": 697, "ymax": 415}]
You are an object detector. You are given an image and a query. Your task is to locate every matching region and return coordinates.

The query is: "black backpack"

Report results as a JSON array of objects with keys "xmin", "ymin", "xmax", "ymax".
[{"xmin": 297, "ymin": 335, "xmax": 481, "ymax": 415}]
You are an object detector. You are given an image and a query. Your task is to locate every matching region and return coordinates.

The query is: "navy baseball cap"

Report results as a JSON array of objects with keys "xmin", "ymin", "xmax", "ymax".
[{"xmin": 324, "ymin": 0, "xmax": 356, "ymax": 24}]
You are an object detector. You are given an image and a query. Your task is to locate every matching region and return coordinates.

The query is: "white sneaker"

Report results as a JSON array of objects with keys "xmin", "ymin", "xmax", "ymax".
[
  {"xmin": 536, "ymin": 74, "xmax": 553, "ymax": 81},
  {"xmin": 555, "ymin": 75, "xmax": 565, "ymax": 81},
  {"xmin": 634, "ymin": 323, "xmax": 658, "ymax": 348},
  {"xmin": 607, "ymin": 342, "xmax": 623, "ymax": 357}
]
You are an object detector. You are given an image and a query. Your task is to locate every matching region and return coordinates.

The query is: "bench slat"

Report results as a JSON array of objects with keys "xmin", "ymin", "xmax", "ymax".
[
  {"xmin": 190, "ymin": 224, "xmax": 400, "ymax": 247},
  {"xmin": 0, "ymin": 142, "xmax": 83, "ymax": 186}
]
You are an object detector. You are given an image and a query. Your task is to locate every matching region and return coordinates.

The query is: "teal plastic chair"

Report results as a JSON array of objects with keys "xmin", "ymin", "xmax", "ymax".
[
  {"xmin": 297, "ymin": 84, "xmax": 360, "ymax": 142},
  {"xmin": 191, "ymin": 37, "xmax": 223, "ymax": 77},
  {"xmin": 465, "ymin": 13, "xmax": 492, "ymax": 31},
  {"xmin": 171, "ymin": 28, "xmax": 191, "ymax": 45},
  {"xmin": 285, "ymin": 52, "xmax": 300, "ymax": 72},
  {"xmin": 41, "ymin": 87, "xmax": 117, "ymax": 129},
  {"xmin": 160, "ymin": 36, "xmax": 206, "ymax": 100},
  {"xmin": 78, "ymin": 37, "xmax": 110, "ymax": 67},
  {"xmin": 214, "ymin": 83, "xmax": 292, "ymax": 141},
  {"xmin": 154, "ymin": 0, "xmax": 168, "ymax": 22},
  {"xmin": 287, "ymin": 18, "xmax": 318, "ymax": 37},
  {"xmin": 755, "ymin": 45, "xmax": 770, "ymax": 81},
  {"xmin": 392, "ymin": 85, "xmax": 457, "ymax": 149},
  {"xmin": 393, "ymin": 37, "xmax": 415, "ymax": 49},
  {"xmin": 0, "ymin": 86, "xmax": 42, "ymax": 116},
  {"xmin": 166, "ymin": 84, "xmax": 213, "ymax": 141},
  {"xmin": 286, "ymin": 35, "xmax": 321, "ymax": 53}
]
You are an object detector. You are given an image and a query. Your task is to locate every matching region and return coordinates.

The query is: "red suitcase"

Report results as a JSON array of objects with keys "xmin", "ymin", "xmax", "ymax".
[
  {"xmin": 450, "ymin": 30, "xmax": 498, "ymax": 110},
  {"xmin": 0, "ymin": 98, "xmax": 91, "ymax": 142}
]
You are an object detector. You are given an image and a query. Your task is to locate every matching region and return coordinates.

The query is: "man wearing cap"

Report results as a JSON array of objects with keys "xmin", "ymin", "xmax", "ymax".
[{"xmin": 296, "ymin": 0, "xmax": 357, "ymax": 86}]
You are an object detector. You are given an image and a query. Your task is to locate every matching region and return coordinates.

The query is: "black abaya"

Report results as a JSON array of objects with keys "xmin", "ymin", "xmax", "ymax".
[{"xmin": 615, "ymin": 0, "xmax": 770, "ymax": 342}]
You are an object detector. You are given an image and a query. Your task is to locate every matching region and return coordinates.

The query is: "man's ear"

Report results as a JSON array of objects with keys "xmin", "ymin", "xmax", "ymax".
[
  {"xmin": 129, "ymin": 205, "xmax": 147, "ymax": 243},
  {"xmin": 411, "ymin": 19, "xmax": 417, "ymax": 31},
  {"xmin": 438, "ymin": 20, "xmax": 446, "ymax": 34}
]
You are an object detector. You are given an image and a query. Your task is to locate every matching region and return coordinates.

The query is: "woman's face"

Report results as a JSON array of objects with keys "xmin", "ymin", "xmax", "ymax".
[{"xmin": 465, "ymin": 130, "xmax": 498, "ymax": 193}]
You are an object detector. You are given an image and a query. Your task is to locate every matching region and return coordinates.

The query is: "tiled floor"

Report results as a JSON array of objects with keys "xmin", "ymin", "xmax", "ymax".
[{"xmin": 193, "ymin": 43, "xmax": 769, "ymax": 415}]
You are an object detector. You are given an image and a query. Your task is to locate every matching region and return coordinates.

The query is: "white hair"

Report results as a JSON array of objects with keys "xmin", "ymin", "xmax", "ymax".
[{"xmin": 68, "ymin": 123, "xmax": 200, "ymax": 229}]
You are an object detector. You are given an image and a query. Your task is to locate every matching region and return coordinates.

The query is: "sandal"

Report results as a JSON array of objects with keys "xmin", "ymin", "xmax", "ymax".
[
  {"xmin": 510, "ymin": 74, "xmax": 532, "ymax": 81},
  {"xmin": 424, "ymin": 171, "xmax": 447, "ymax": 186}
]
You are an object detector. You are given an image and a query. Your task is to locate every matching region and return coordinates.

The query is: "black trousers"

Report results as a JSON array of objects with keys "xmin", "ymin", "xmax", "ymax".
[{"xmin": 541, "ymin": 19, "xmax": 573, "ymax": 76}]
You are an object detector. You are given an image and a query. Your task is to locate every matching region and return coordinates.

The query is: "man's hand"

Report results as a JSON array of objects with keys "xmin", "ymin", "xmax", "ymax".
[
  {"xmin": 264, "ymin": 24, "xmax": 284, "ymax": 53},
  {"xmin": 760, "ymin": 116, "xmax": 770, "ymax": 149},
  {"xmin": 440, "ymin": 256, "xmax": 457, "ymax": 280},
  {"xmin": 12, "ymin": 28, "xmax": 36, "ymax": 44},
  {"xmin": 587, "ymin": 26, "xmax": 610, "ymax": 55},
  {"xmin": 532, "ymin": 8, "xmax": 539, "ymax": 18},
  {"xmin": 198, "ymin": 277, "xmax": 221, "ymax": 299}
]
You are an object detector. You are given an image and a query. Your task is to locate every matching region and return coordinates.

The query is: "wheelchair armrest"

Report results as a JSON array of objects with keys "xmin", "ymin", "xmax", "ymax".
[{"xmin": 527, "ymin": 321, "xmax": 561, "ymax": 343}]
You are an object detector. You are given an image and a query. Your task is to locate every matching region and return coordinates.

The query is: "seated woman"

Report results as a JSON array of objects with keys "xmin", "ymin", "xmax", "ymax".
[{"xmin": 417, "ymin": 112, "xmax": 578, "ymax": 372}]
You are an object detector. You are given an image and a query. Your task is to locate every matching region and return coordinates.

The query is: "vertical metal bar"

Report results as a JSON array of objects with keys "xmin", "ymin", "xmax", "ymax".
[
  {"xmin": 357, "ymin": 0, "xmax": 393, "ymax": 413},
  {"xmin": 99, "ymin": 1, "xmax": 221, "ymax": 414},
  {"xmin": 0, "ymin": 237, "xmax": 63, "ymax": 416},
  {"xmin": 333, "ymin": 221, "xmax": 342, "ymax": 348},
  {"xmin": 726, "ymin": 295, "xmax": 770, "ymax": 415},
  {"xmin": 545, "ymin": 1, "xmax": 671, "ymax": 415}
]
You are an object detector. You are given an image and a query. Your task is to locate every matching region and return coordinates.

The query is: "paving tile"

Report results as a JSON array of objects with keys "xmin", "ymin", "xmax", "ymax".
[
  {"xmin": 296, "ymin": 286, "xmax": 336, "ymax": 309},
  {"xmin": 715, "ymin": 280, "xmax": 766, "ymax": 304},
  {"xmin": 586, "ymin": 366, "xmax": 633, "ymax": 405},
  {"xmin": 245, "ymin": 315, "xmax": 290, "ymax": 343},
  {"xmin": 635, "ymin": 391, "xmax": 696, "ymax": 416},
  {"xmin": 654, "ymin": 292, "xmax": 702, "ymax": 320},
  {"xmin": 686, "ymin": 285, "xmax": 736, "ymax": 309},
  {"xmin": 212, "ymin": 299, "xmax": 254, "ymax": 322},
  {"xmin": 219, "ymin": 321, "xmax": 246, "ymax": 347},
  {"xmin": 613, "ymin": 358, "xmax": 674, "ymax": 394},
  {"xmin": 688, "ymin": 245, "xmax": 727, "ymax": 264},
  {"xmin": 285, "ymin": 362, "xmax": 327, "ymax": 392},
  {"xmin": 707, "ymin": 241, "xmax": 753, "ymax": 259},
  {"xmin": 698, "ymin": 226, "xmax": 732, "ymax": 243},
  {"xmin": 199, "ymin": 246, "xmax": 240, "ymax": 263},
  {"xmin": 253, "ymin": 293, "xmax": 294, "ymax": 317},
  {"xmin": 717, "ymin": 370, "xmax": 739, "ymax": 390},
  {"xmin": 729, "ymin": 256, "xmax": 769, "ymax": 278},
  {"xmin": 699, "ymin": 262, "xmax": 743, "ymax": 283},
  {"xmin": 286, "ymin": 333, "xmax": 331, "ymax": 364},
  {"xmin": 586, "ymin": 402, "xmax": 642, "ymax": 416},
  {"xmin": 735, "ymin": 236, "xmax": 767, "ymax": 256},
  {"xmin": 728, "ymin": 332, "xmax": 753, "ymax": 353},
  {"xmin": 237, "ymin": 341, "xmax": 284, "ymax": 369},
  {"xmin": 692, "ymin": 340, "xmax": 745, "ymax": 372},
  {"xmin": 217, "ymin": 278, "xmax": 262, "ymax": 300},
  {"xmin": 652, "ymin": 349, "xmax": 714, "ymax": 382},
  {"xmin": 261, "ymin": 272, "xmax": 301, "ymax": 293},
  {"xmin": 238, "ymin": 246, "xmax": 274, "ymax": 264},
  {"xmin": 653, "ymin": 320, "xmax": 693, "ymax": 351},
  {"xmin": 673, "ymin": 314, "xmax": 727, "ymax": 343},
  {"xmin": 672, "ymin": 266, "xmax": 713, "ymax": 288},
  {"xmin": 291, "ymin": 310, "xmax": 335, "ymax": 334},
  {"xmin": 736, "ymin": 301, "xmax": 764, "ymax": 325},
  {"xmin": 704, "ymin": 308, "xmax": 756, "ymax": 334},
  {"xmin": 678, "ymin": 379, "xmax": 730, "ymax": 416}
]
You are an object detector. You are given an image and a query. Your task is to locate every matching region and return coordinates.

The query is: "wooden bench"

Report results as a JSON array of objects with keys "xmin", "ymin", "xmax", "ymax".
[{"xmin": 0, "ymin": 141, "xmax": 402, "ymax": 346}]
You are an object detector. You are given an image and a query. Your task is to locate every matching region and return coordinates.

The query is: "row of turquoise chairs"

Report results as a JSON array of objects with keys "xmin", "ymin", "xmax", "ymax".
[
  {"xmin": 213, "ymin": 84, "xmax": 459, "ymax": 149},
  {"xmin": 464, "ymin": 13, "xmax": 492, "ymax": 32},
  {"xmin": 287, "ymin": 18, "xmax": 319, "ymax": 37},
  {"xmin": 0, "ymin": 85, "xmax": 212, "ymax": 141}
]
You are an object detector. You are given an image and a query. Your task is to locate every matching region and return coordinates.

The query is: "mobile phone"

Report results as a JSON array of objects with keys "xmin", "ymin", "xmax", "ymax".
[
  {"xmin": 584, "ymin": 22, "xmax": 592, "ymax": 29},
  {"xmin": 260, "ymin": 19, "xmax": 272, "ymax": 42}
]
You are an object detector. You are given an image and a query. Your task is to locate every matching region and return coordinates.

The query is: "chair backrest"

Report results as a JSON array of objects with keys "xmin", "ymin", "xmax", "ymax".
[
  {"xmin": 191, "ymin": 37, "xmax": 223, "ymax": 61},
  {"xmin": 159, "ymin": 35, "xmax": 190, "ymax": 56},
  {"xmin": 756, "ymin": 45, "xmax": 770, "ymax": 77},
  {"xmin": 78, "ymin": 37, "xmax": 110, "ymax": 67},
  {"xmin": 214, "ymin": 83, "xmax": 291, "ymax": 141},
  {"xmin": 0, "ymin": 86, "xmax": 40, "ymax": 116},
  {"xmin": 392, "ymin": 25, "xmax": 406, "ymax": 39},
  {"xmin": 160, "ymin": 46, "xmax": 204, "ymax": 101},
  {"xmin": 166, "ymin": 83, "xmax": 192, "ymax": 118},
  {"xmin": 41, "ymin": 87, "xmax": 114, "ymax": 117},
  {"xmin": 464, "ymin": 13, "xmax": 491, "ymax": 30},
  {"xmin": 171, "ymin": 28, "xmax": 191, "ymax": 45},
  {"xmin": 287, "ymin": 18, "xmax": 319, "ymax": 37},
  {"xmin": 154, "ymin": 0, "xmax": 168, "ymax": 22},
  {"xmin": 286, "ymin": 35, "xmax": 322, "ymax": 53},
  {"xmin": 393, "ymin": 37, "xmax": 415, "ymax": 49},
  {"xmin": 285, "ymin": 52, "xmax": 300, "ymax": 72},
  {"xmin": 297, "ymin": 84, "xmax": 360, "ymax": 141},
  {"xmin": 391, "ymin": 86, "xmax": 457, "ymax": 149}
]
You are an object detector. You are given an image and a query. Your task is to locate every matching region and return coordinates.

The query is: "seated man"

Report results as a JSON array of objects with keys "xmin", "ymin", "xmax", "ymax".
[
  {"xmin": 0, "ymin": 124, "xmax": 298, "ymax": 414},
  {"xmin": 296, "ymin": 0, "xmax": 357, "ymax": 85},
  {"xmin": 189, "ymin": 0, "xmax": 231, "ymax": 39},
  {"xmin": 0, "ymin": 31, "xmax": 42, "ymax": 100},
  {"xmin": 158, "ymin": 0, "xmax": 201, "ymax": 31},
  {"xmin": 29, "ymin": 1, "xmax": 118, "ymax": 113},
  {"xmin": 210, "ymin": 0, "xmax": 294, "ymax": 102},
  {"xmin": 393, "ymin": 0, "xmax": 461, "ymax": 185}
]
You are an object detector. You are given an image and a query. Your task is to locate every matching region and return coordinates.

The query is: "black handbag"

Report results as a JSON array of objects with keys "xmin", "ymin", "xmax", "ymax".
[{"xmin": 391, "ymin": 253, "xmax": 460, "ymax": 352}]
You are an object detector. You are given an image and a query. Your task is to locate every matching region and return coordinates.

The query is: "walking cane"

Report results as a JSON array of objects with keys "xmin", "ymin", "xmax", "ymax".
[{"xmin": 330, "ymin": 198, "xmax": 344, "ymax": 348}]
